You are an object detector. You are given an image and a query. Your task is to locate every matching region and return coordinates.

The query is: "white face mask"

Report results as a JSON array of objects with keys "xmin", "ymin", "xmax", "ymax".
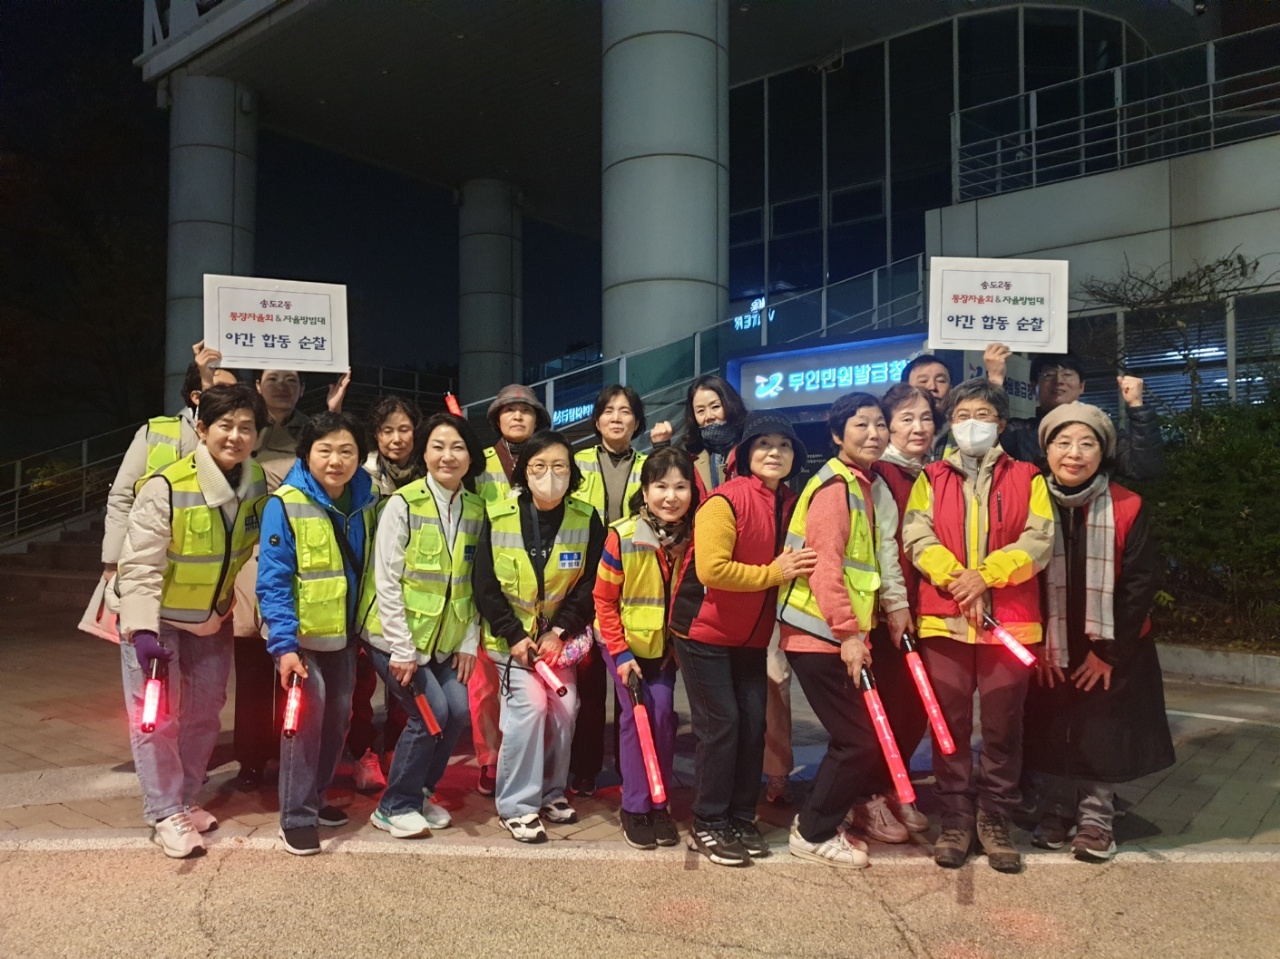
[
  {"xmin": 951, "ymin": 419, "xmax": 999, "ymax": 457},
  {"xmin": 527, "ymin": 471, "xmax": 569, "ymax": 503}
]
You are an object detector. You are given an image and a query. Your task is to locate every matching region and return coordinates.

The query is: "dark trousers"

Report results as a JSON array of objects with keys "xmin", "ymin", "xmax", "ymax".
[
  {"xmin": 569, "ymin": 648, "xmax": 607, "ymax": 783},
  {"xmin": 920, "ymin": 636, "xmax": 1032, "ymax": 825},
  {"xmin": 673, "ymin": 637, "xmax": 767, "ymax": 828},
  {"xmin": 232, "ymin": 634, "xmax": 281, "ymax": 771},
  {"xmin": 866, "ymin": 625, "xmax": 928, "ymax": 796},
  {"xmin": 345, "ymin": 645, "xmax": 408, "ymax": 757},
  {"xmin": 788, "ymin": 651, "xmax": 883, "ymax": 843}
]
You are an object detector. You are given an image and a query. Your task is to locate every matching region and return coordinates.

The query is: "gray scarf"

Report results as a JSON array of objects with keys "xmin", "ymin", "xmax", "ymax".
[
  {"xmin": 1044, "ymin": 472, "xmax": 1116, "ymax": 669},
  {"xmin": 879, "ymin": 443, "xmax": 924, "ymax": 476}
]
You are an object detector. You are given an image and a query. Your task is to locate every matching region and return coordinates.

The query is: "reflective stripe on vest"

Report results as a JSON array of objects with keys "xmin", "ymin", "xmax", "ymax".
[
  {"xmin": 135, "ymin": 416, "xmax": 185, "ymax": 494},
  {"xmin": 573, "ymin": 447, "xmax": 646, "ymax": 522},
  {"xmin": 477, "ymin": 447, "xmax": 512, "ymax": 506},
  {"xmin": 778, "ymin": 458, "xmax": 881, "ymax": 641},
  {"xmin": 391, "ymin": 480, "xmax": 484, "ymax": 656},
  {"xmin": 483, "ymin": 494, "xmax": 594, "ymax": 650},
  {"xmin": 274, "ymin": 484, "xmax": 377, "ymax": 647},
  {"xmin": 612, "ymin": 515, "xmax": 669, "ymax": 659},
  {"xmin": 158, "ymin": 454, "xmax": 267, "ymax": 624}
]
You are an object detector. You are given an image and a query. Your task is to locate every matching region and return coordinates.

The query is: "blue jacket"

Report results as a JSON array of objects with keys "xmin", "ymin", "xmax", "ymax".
[{"xmin": 257, "ymin": 458, "xmax": 378, "ymax": 658}]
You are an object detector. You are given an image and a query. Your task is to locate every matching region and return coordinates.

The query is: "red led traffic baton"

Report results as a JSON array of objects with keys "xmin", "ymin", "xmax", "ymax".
[
  {"xmin": 859, "ymin": 666, "xmax": 916, "ymax": 806},
  {"xmin": 533, "ymin": 658, "xmax": 568, "ymax": 697},
  {"xmin": 282, "ymin": 672, "xmax": 303, "ymax": 738},
  {"xmin": 444, "ymin": 393, "xmax": 463, "ymax": 417},
  {"xmin": 412, "ymin": 679, "xmax": 444, "ymax": 739},
  {"xmin": 982, "ymin": 612, "xmax": 1037, "ymax": 667},
  {"xmin": 140, "ymin": 659, "xmax": 164, "ymax": 734},
  {"xmin": 626, "ymin": 672, "xmax": 667, "ymax": 806},
  {"xmin": 899, "ymin": 634, "xmax": 956, "ymax": 755}
]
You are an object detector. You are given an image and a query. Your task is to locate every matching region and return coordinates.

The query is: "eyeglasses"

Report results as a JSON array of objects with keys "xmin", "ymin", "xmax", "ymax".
[
  {"xmin": 1050, "ymin": 439, "xmax": 1100, "ymax": 455},
  {"xmin": 1038, "ymin": 368, "xmax": 1081, "ymax": 382},
  {"xmin": 526, "ymin": 463, "xmax": 570, "ymax": 477},
  {"xmin": 952, "ymin": 410, "xmax": 1000, "ymax": 423}
]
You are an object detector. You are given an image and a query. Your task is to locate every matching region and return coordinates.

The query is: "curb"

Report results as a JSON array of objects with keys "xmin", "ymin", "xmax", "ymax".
[{"xmin": 1158, "ymin": 643, "xmax": 1280, "ymax": 690}]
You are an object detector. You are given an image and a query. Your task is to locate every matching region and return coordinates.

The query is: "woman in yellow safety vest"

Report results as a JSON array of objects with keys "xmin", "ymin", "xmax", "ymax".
[
  {"xmin": 115, "ymin": 384, "xmax": 268, "ymax": 859},
  {"xmin": 364, "ymin": 413, "xmax": 487, "ymax": 839},
  {"xmin": 472, "ymin": 430, "xmax": 606, "ymax": 843},
  {"xmin": 256, "ymin": 411, "xmax": 379, "ymax": 857}
]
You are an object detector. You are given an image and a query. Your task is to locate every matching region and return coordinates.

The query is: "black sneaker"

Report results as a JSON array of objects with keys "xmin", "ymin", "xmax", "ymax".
[
  {"xmin": 731, "ymin": 817, "xmax": 770, "ymax": 858},
  {"xmin": 569, "ymin": 774, "xmax": 597, "ymax": 797},
  {"xmin": 278, "ymin": 825, "xmax": 320, "ymax": 856},
  {"xmin": 688, "ymin": 823, "xmax": 750, "ymax": 867},
  {"xmin": 235, "ymin": 764, "xmax": 263, "ymax": 790},
  {"xmin": 317, "ymin": 805, "xmax": 349, "ymax": 827},
  {"xmin": 652, "ymin": 808, "xmax": 679, "ymax": 847},
  {"xmin": 621, "ymin": 811, "xmax": 657, "ymax": 850}
]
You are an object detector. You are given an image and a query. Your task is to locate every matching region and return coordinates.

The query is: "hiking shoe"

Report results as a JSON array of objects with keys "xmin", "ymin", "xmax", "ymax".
[
  {"xmin": 540, "ymin": 798, "xmax": 578, "ymax": 825},
  {"xmin": 688, "ymin": 824, "xmax": 750, "ymax": 867},
  {"xmin": 152, "ymin": 810, "xmax": 204, "ymax": 859},
  {"xmin": 477, "ymin": 764, "xmax": 497, "ymax": 796},
  {"xmin": 278, "ymin": 825, "xmax": 321, "ymax": 856},
  {"xmin": 569, "ymin": 774, "xmax": 597, "ymax": 797},
  {"xmin": 1032, "ymin": 813, "xmax": 1076, "ymax": 850},
  {"xmin": 933, "ymin": 823, "xmax": 975, "ymax": 869},
  {"xmin": 501, "ymin": 813, "xmax": 547, "ymax": 843},
  {"xmin": 976, "ymin": 810, "xmax": 1022, "ymax": 873},
  {"xmin": 765, "ymin": 775, "xmax": 792, "ymax": 805},
  {"xmin": 1071, "ymin": 824, "xmax": 1116, "ymax": 862},
  {"xmin": 886, "ymin": 797, "xmax": 930, "ymax": 833},
  {"xmin": 353, "ymin": 749, "xmax": 387, "ymax": 792},
  {"xmin": 621, "ymin": 811, "xmax": 657, "ymax": 850},
  {"xmin": 422, "ymin": 794, "xmax": 452, "ymax": 830},
  {"xmin": 846, "ymin": 794, "xmax": 910, "ymax": 844},
  {"xmin": 730, "ymin": 817, "xmax": 770, "ymax": 858},
  {"xmin": 651, "ymin": 808, "xmax": 679, "ymax": 847},
  {"xmin": 789, "ymin": 817, "xmax": 869, "ymax": 869},
  {"xmin": 317, "ymin": 805, "xmax": 349, "ymax": 827},
  {"xmin": 370, "ymin": 808, "xmax": 432, "ymax": 839},
  {"xmin": 185, "ymin": 804, "xmax": 218, "ymax": 834}
]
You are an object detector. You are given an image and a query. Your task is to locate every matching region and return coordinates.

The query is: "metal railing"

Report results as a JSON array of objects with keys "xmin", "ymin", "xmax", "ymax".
[{"xmin": 954, "ymin": 22, "xmax": 1280, "ymax": 202}]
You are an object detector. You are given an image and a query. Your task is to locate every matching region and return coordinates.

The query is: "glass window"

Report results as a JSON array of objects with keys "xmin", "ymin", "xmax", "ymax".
[
  {"xmin": 1083, "ymin": 14, "xmax": 1124, "ymax": 75},
  {"xmin": 730, "ymin": 209, "xmax": 762, "ymax": 246},
  {"xmin": 1124, "ymin": 26, "xmax": 1147, "ymax": 65},
  {"xmin": 830, "ymin": 182, "xmax": 883, "ymax": 225},
  {"xmin": 826, "ymin": 43, "xmax": 885, "ymax": 190},
  {"xmin": 729, "ymin": 242, "xmax": 764, "ymax": 301},
  {"xmin": 768, "ymin": 68, "xmax": 823, "ymax": 202},
  {"xmin": 889, "ymin": 22, "xmax": 952, "ymax": 260},
  {"xmin": 827, "ymin": 219, "xmax": 887, "ymax": 284},
  {"xmin": 1024, "ymin": 8, "xmax": 1080, "ymax": 91},
  {"xmin": 771, "ymin": 195, "xmax": 820, "ymax": 236},
  {"xmin": 730, "ymin": 83, "xmax": 764, "ymax": 213},
  {"xmin": 958, "ymin": 10, "xmax": 1020, "ymax": 109},
  {"xmin": 768, "ymin": 231, "xmax": 822, "ymax": 294}
]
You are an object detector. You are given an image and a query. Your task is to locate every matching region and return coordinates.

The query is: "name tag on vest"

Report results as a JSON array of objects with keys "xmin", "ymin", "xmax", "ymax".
[
  {"xmin": 244, "ymin": 514, "xmax": 260, "ymax": 532},
  {"xmin": 559, "ymin": 551, "xmax": 583, "ymax": 570},
  {"xmin": 464, "ymin": 544, "xmax": 476, "ymax": 563}
]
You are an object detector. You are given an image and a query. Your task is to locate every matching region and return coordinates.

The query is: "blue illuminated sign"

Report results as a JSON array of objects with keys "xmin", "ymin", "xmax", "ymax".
[
  {"xmin": 727, "ymin": 334, "xmax": 924, "ymax": 412},
  {"xmin": 551, "ymin": 403, "xmax": 593, "ymax": 428}
]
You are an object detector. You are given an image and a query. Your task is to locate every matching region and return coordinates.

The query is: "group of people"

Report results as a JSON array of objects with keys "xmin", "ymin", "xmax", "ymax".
[{"xmin": 104, "ymin": 337, "xmax": 1176, "ymax": 873}]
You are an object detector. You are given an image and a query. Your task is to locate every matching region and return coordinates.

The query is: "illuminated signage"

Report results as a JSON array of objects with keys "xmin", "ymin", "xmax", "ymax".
[
  {"xmin": 731, "ymin": 298, "xmax": 776, "ymax": 332},
  {"xmin": 727, "ymin": 334, "xmax": 924, "ymax": 412},
  {"xmin": 551, "ymin": 403, "xmax": 593, "ymax": 428}
]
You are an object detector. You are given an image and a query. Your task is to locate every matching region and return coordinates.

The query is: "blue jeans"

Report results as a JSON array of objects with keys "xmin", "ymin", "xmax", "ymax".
[
  {"xmin": 278, "ymin": 645, "xmax": 356, "ymax": 829},
  {"xmin": 493, "ymin": 652, "xmax": 579, "ymax": 819},
  {"xmin": 364, "ymin": 645, "xmax": 470, "ymax": 816},
  {"xmin": 120, "ymin": 619, "xmax": 234, "ymax": 825}
]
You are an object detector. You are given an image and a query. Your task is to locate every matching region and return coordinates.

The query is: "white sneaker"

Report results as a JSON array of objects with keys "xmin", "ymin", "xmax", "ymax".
[
  {"xmin": 789, "ymin": 817, "xmax": 868, "ymax": 869},
  {"xmin": 370, "ymin": 808, "xmax": 432, "ymax": 839},
  {"xmin": 185, "ymin": 804, "xmax": 218, "ymax": 834},
  {"xmin": 422, "ymin": 794, "xmax": 452, "ymax": 829},
  {"xmin": 153, "ymin": 810, "xmax": 205, "ymax": 859},
  {"xmin": 501, "ymin": 813, "xmax": 548, "ymax": 843},
  {"xmin": 886, "ymin": 797, "xmax": 930, "ymax": 833},
  {"xmin": 539, "ymin": 798, "xmax": 578, "ymax": 824},
  {"xmin": 354, "ymin": 749, "xmax": 387, "ymax": 792},
  {"xmin": 845, "ymin": 794, "xmax": 910, "ymax": 843}
]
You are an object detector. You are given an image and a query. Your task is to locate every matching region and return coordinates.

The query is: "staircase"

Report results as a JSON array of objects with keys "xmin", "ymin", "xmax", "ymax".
[{"xmin": 0, "ymin": 519, "xmax": 104, "ymax": 606}]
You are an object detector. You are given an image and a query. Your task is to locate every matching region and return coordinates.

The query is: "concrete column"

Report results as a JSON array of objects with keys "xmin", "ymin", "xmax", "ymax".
[
  {"xmin": 164, "ymin": 71, "xmax": 256, "ymax": 405},
  {"xmin": 458, "ymin": 179, "xmax": 523, "ymax": 402},
  {"xmin": 601, "ymin": 0, "xmax": 729, "ymax": 359}
]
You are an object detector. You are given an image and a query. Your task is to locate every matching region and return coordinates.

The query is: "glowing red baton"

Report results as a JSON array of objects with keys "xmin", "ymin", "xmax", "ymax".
[
  {"xmin": 413, "ymin": 689, "xmax": 444, "ymax": 738},
  {"xmin": 859, "ymin": 666, "xmax": 916, "ymax": 805},
  {"xmin": 982, "ymin": 612, "xmax": 1036, "ymax": 667},
  {"xmin": 282, "ymin": 672, "xmax": 303, "ymax": 738},
  {"xmin": 626, "ymin": 672, "xmax": 667, "ymax": 806},
  {"xmin": 899, "ymin": 634, "xmax": 956, "ymax": 755},
  {"xmin": 444, "ymin": 393, "xmax": 463, "ymax": 417},
  {"xmin": 140, "ymin": 660, "xmax": 164, "ymax": 733},
  {"xmin": 533, "ymin": 659, "xmax": 568, "ymax": 697}
]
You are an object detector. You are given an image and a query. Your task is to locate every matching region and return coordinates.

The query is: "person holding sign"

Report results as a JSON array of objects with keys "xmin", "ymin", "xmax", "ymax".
[
  {"xmin": 471, "ymin": 431, "xmax": 606, "ymax": 843},
  {"xmin": 592, "ymin": 447, "xmax": 699, "ymax": 850},
  {"xmin": 983, "ymin": 347, "xmax": 1165, "ymax": 481},
  {"xmin": 256, "ymin": 411, "xmax": 379, "ymax": 856},
  {"xmin": 365, "ymin": 413, "xmax": 487, "ymax": 839},
  {"xmin": 901, "ymin": 379, "xmax": 1054, "ymax": 873},
  {"xmin": 115, "ymin": 385, "xmax": 268, "ymax": 858}
]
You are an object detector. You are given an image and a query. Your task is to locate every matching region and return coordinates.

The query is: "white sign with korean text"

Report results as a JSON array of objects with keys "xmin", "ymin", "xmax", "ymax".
[
  {"xmin": 203, "ymin": 275, "xmax": 349, "ymax": 374},
  {"xmin": 928, "ymin": 257, "xmax": 1068, "ymax": 354}
]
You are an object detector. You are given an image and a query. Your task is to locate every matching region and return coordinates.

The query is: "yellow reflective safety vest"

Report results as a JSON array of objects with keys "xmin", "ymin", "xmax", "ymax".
[
  {"xmin": 134, "ymin": 416, "xmax": 186, "ymax": 494},
  {"xmin": 476, "ymin": 446, "xmax": 512, "ymax": 507},
  {"xmin": 482, "ymin": 493, "xmax": 595, "ymax": 652},
  {"xmin": 778, "ymin": 458, "xmax": 882, "ymax": 641},
  {"xmin": 391, "ymin": 480, "xmax": 485, "ymax": 657},
  {"xmin": 157, "ymin": 454, "xmax": 267, "ymax": 624},
  {"xmin": 274, "ymin": 484, "xmax": 378, "ymax": 649},
  {"xmin": 573, "ymin": 446, "xmax": 646, "ymax": 523},
  {"xmin": 610, "ymin": 514, "xmax": 671, "ymax": 660}
]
